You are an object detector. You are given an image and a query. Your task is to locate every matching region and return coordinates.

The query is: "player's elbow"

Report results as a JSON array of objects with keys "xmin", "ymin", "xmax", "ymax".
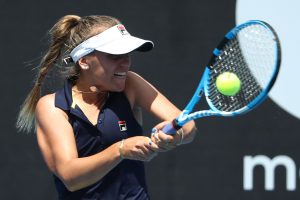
[
  {"xmin": 55, "ymin": 167, "xmax": 84, "ymax": 192},
  {"xmin": 64, "ymin": 181, "xmax": 78, "ymax": 192},
  {"xmin": 59, "ymin": 174, "xmax": 83, "ymax": 192}
]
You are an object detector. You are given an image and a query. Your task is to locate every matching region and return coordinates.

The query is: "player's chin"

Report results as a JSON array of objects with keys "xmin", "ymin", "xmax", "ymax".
[
  {"xmin": 109, "ymin": 75, "xmax": 127, "ymax": 91},
  {"xmin": 112, "ymin": 81, "xmax": 126, "ymax": 92}
]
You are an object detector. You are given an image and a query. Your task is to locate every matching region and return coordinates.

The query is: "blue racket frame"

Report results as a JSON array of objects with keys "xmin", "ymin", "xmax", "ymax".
[{"xmin": 160, "ymin": 20, "xmax": 281, "ymax": 135}]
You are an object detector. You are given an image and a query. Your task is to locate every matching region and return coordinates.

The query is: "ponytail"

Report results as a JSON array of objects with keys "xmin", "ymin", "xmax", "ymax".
[{"xmin": 16, "ymin": 15, "xmax": 81, "ymax": 133}]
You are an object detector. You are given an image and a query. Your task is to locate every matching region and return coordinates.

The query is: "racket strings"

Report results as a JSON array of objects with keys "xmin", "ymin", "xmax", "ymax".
[
  {"xmin": 207, "ymin": 23, "xmax": 277, "ymax": 112},
  {"xmin": 208, "ymin": 41, "xmax": 261, "ymax": 111}
]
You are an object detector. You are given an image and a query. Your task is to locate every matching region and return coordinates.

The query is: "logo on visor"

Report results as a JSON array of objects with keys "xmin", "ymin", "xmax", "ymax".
[
  {"xmin": 117, "ymin": 25, "xmax": 129, "ymax": 35},
  {"xmin": 118, "ymin": 121, "xmax": 127, "ymax": 131}
]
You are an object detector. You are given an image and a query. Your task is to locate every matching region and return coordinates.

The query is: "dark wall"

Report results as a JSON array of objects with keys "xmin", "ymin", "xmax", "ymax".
[{"xmin": 1, "ymin": 0, "xmax": 299, "ymax": 199}]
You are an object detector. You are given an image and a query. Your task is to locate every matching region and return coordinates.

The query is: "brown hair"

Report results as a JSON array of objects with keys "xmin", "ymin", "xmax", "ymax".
[{"xmin": 16, "ymin": 15, "xmax": 120, "ymax": 133}]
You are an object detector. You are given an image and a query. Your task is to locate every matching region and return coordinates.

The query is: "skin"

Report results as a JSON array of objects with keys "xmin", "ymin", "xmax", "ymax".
[{"xmin": 35, "ymin": 50, "xmax": 196, "ymax": 192}]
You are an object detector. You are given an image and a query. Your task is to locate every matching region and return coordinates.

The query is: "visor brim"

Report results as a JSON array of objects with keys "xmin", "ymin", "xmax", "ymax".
[{"xmin": 94, "ymin": 35, "xmax": 154, "ymax": 55}]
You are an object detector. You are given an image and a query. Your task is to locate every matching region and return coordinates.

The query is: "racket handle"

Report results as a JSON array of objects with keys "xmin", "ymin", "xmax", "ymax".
[{"xmin": 161, "ymin": 120, "xmax": 182, "ymax": 135}]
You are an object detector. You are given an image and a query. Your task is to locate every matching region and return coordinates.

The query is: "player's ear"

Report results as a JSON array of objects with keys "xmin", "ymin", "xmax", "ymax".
[{"xmin": 78, "ymin": 57, "xmax": 89, "ymax": 70}]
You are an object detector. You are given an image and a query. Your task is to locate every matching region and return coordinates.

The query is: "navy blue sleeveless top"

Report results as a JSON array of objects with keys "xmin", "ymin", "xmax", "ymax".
[{"xmin": 54, "ymin": 80, "xmax": 150, "ymax": 200}]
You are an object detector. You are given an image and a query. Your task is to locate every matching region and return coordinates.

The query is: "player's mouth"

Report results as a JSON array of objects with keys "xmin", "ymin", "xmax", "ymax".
[{"xmin": 114, "ymin": 72, "xmax": 127, "ymax": 78}]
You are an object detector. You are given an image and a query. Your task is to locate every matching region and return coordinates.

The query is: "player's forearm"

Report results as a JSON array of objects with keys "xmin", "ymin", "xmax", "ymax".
[{"xmin": 56, "ymin": 141, "xmax": 122, "ymax": 192}]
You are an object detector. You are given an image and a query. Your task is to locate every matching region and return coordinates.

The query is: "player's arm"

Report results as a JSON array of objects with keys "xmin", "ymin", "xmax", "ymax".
[
  {"xmin": 124, "ymin": 71, "xmax": 197, "ymax": 145},
  {"xmin": 35, "ymin": 94, "xmax": 156, "ymax": 192}
]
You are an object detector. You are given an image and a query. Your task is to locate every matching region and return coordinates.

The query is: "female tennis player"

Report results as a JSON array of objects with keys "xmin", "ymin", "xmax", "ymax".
[{"xmin": 16, "ymin": 15, "xmax": 196, "ymax": 200}]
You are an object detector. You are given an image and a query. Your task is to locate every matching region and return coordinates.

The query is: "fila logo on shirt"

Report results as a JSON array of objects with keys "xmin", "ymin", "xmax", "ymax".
[{"xmin": 118, "ymin": 121, "xmax": 127, "ymax": 131}]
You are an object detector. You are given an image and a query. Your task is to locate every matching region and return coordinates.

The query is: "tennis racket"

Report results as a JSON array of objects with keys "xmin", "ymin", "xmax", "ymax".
[{"xmin": 160, "ymin": 20, "xmax": 281, "ymax": 135}]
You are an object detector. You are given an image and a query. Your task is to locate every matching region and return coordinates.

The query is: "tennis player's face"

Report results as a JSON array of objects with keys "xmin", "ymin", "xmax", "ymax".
[{"xmin": 86, "ymin": 51, "xmax": 131, "ymax": 91}]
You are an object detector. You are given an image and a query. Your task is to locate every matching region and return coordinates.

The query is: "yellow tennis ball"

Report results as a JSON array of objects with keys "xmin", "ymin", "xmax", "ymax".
[{"xmin": 216, "ymin": 72, "xmax": 241, "ymax": 96}]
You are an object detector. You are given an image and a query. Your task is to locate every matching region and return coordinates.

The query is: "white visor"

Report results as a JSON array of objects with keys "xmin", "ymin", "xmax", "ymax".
[{"xmin": 70, "ymin": 24, "xmax": 154, "ymax": 63}]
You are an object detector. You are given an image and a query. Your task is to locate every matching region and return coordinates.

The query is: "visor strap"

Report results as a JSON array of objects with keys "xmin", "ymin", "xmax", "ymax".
[{"xmin": 62, "ymin": 56, "xmax": 73, "ymax": 65}]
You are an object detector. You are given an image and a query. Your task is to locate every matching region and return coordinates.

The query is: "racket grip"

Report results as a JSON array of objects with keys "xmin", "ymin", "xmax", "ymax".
[
  {"xmin": 161, "ymin": 123, "xmax": 177, "ymax": 135},
  {"xmin": 161, "ymin": 120, "xmax": 182, "ymax": 135}
]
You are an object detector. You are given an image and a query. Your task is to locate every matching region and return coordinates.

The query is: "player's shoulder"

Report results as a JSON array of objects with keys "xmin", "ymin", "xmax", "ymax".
[
  {"xmin": 36, "ymin": 93, "xmax": 55, "ymax": 109},
  {"xmin": 36, "ymin": 93, "xmax": 68, "ymax": 121},
  {"xmin": 36, "ymin": 93, "xmax": 58, "ymax": 116},
  {"xmin": 126, "ymin": 71, "xmax": 148, "ymax": 86},
  {"xmin": 127, "ymin": 70, "xmax": 142, "ymax": 79},
  {"xmin": 124, "ymin": 71, "xmax": 145, "ymax": 106}
]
